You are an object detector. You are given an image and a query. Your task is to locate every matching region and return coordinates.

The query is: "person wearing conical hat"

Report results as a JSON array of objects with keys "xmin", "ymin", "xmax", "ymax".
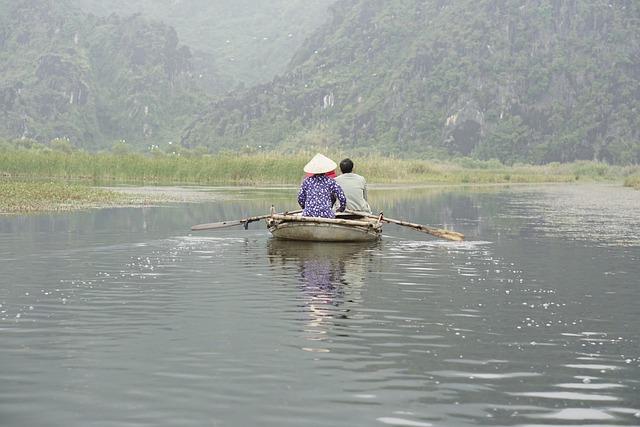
[{"xmin": 298, "ymin": 153, "xmax": 347, "ymax": 218}]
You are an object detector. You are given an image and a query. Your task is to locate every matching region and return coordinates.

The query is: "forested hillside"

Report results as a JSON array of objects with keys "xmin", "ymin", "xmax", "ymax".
[
  {"xmin": 0, "ymin": 0, "xmax": 210, "ymax": 148},
  {"xmin": 182, "ymin": 0, "xmax": 640, "ymax": 164},
  {"xmin": 72, "ymin": 0, "xmax": 334, "ymax": 86}
]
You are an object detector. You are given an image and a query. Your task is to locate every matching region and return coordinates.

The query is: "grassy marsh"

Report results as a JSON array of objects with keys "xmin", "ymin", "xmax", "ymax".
[
  {"xmin": 624, "ymin": 175, "xmax": 640, "ymax": 189},
  {"xmin": 2, "ymin": 149, "xmax": 638, "ymax": 214},
  {"xmin": 0, "ymin": 182, "xmax": 128, "ymax": 214},
  {"xmin": 1, "ymin": 149, "xmax": 637, "ymax": 185}
]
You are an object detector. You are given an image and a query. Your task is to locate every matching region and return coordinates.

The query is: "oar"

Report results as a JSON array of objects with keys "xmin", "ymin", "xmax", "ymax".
[
  {"xmin": 191, "ymin": 209, "xmax": 302, "ymax": 231},
  {"xmin": 347, "ymin": 210, "xmax": 464, "ymax": 241}
]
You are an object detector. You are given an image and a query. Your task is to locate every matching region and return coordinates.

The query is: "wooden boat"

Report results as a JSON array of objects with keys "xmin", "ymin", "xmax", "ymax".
[
  {"xmin": 266, "ymin": 212, "xmax": 383, "ymax": 242},
  {"xmin": 191, "ymin": 208, "xmax": 462, "ymax": 242}
]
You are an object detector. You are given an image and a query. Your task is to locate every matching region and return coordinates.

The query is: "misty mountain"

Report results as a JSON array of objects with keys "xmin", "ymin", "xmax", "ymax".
[
  {"xmin": 182, "ymin": 0, "xmax": 640, "ymax": 164},
  {"xmin": 71, "ymin": 0, "xmax": 335, "ymax": 86},
  {"xmin": 0, "ymin": 0, "xmax": 211, "ymax": 148}
]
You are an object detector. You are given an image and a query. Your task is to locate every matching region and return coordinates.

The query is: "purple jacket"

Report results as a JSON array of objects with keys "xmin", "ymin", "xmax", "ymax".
[{"xmin": 297, "ymin": 175, "xmax": 347, "ymax": 218}]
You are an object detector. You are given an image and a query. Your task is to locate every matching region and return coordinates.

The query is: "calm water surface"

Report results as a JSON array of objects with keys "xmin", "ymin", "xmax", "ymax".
[{"xmin": 1, "ymin": 184, "xmax": 639, "ymax": 426}]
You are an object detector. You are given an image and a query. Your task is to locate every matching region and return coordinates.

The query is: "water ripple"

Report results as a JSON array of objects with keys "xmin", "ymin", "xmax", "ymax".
[{"xmin": 1, "ymin": 186, "xmax": 639, "ymax": 426}]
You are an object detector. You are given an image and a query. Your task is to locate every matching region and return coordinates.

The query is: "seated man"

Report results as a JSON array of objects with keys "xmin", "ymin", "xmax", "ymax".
[{"xmin": 335, "ymin": 158, "xmax": 372, "ymax": 213}]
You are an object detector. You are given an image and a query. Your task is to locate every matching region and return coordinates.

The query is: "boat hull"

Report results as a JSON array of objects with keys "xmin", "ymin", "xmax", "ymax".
[{"xmin": 266, "ymin": 214, "xmax": 382, "ymax": 242}]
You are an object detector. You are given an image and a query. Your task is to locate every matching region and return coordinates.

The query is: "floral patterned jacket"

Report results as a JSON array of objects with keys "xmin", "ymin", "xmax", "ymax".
[{"xmin": 297, "ymin": 175, "xmax": 347, "ymax": 218}]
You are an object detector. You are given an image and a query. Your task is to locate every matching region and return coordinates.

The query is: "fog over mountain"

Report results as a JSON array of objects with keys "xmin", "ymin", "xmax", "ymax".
[
  {"xmin": 72, "ymin": 0, "xmax": 334, "ymax": 86},
  {"xmin": 0, "ymin": 0, "xmax": 333, "ymax": 147},
  {"xmin": 1, "ymin": 0, "xmax": 211, "ymax": 147},
  {"xmin": 2, "ymin": 0, "xmax": 639, "ymax": 163},
  {"xmin": 182, "ymin": 0, "xmax": 640, "ymax": 164}
]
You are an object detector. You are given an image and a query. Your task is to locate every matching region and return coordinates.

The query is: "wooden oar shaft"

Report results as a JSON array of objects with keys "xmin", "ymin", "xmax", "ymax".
[
  {"xmin": 347, "ymin": 210, "xmax": 464, "ymax": 241},
  {"xmin": 191, "ymin": 209, "xmax": 301, "ymax": 231},
  {"xmin": 191, "ymin": 214, "xmax": 268, "ymax": 231},
  {"xmin": 383, "ymin": 217, "xmax": 464, "ymax": 241}
]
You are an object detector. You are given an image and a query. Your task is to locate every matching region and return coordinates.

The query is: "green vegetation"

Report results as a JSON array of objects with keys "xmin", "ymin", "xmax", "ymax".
[
  {"xmin": 2, "ymin": 1, "xmax": 638, "ymax": 165},
  {"xmin": 183, "ymin": 0, "xmax": 640, "ymax": 164},
  {"xmin": 0, "ymin": 0, "xmax": 208, "ymax": 149},
  {"xmin": 624, "ymin": 175, "xmax": 640, "ymax": 190},
  {"xmin": 2, "ymin": 146, "xmax": 637, "ymax": 186},
  {"xmin": 0, "ymin": 181, "xmax": 125, "ymax": 213},
  {"xmin": 3, "ymin": 140, "xmax": 637, "ymax": 214}
]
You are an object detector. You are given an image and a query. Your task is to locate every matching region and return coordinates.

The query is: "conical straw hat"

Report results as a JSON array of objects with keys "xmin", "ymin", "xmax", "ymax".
[{"xmin": 303, "ymin": 153, "xmax": 337, "ymax": 174}]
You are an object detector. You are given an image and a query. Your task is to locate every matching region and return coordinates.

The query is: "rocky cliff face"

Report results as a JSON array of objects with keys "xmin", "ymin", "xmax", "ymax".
[
  {"xmin": 182, "ymin": 0, "xmax": 640, "ymax": 164},
  {"xmin": 0, "ymin": 0, "xmax": 211, "ymax": 148}
]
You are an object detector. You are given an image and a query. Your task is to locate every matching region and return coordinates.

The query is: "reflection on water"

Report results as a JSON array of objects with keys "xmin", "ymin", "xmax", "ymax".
[
  {"xmin": 0, "ymin": 184, "xmax": 639, "ymax": 427},
  {"xmin": 268, "ymin": 240, "xmax": 378, "ymax": 354}
]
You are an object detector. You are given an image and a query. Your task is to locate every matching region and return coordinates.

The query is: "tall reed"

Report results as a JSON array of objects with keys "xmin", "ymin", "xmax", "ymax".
[
  {"xmin": 624, "ymin": 175, "xmax": 640, "ymax": 189},
  {"xmin": 0, "ymin": 149, "xmax": 636, "ymax": 185}
]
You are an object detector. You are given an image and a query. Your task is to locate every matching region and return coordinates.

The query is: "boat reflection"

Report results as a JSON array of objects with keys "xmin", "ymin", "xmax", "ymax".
[
  {"xmin": 267, "ymin": 239, "xmax": 381, "ymax": 351},
  {"xmin": 267, "ymin": 239, "xmax": 380, "ymax": 293}
]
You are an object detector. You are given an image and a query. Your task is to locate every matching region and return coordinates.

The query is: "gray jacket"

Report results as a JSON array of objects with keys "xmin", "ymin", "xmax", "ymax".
[{"xmin": 335, "ymin": 173, "xmax": 371, "ymax": 213}]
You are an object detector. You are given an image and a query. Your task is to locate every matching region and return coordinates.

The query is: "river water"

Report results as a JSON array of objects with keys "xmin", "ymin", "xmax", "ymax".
[{"xmin": 1, "ymin": 184, "xmax": 639, "ymax": 427}]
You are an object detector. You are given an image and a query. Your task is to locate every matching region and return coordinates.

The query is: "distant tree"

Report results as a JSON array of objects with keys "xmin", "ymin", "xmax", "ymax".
[
  {"xmin": 50, "ymin": 138, "xmax": 75, "ymax": 154},
  {"xmin": 110, "ymin": 140, "xmax": 133, "ymax": 155},
  {"xmin": 475, "ymin": 116, "xmax": 531, "ymax": 165}
]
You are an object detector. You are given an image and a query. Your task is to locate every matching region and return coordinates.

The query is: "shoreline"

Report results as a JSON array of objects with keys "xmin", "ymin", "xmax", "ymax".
[{"xmin": 1, "ymin": 180, "xmax": 633, "ymax": 215}]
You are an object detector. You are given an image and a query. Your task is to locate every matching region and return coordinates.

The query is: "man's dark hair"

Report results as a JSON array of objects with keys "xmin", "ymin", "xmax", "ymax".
[{"xmin": 339, "ymin": 158, "xmax": 354, "ymax": 173}]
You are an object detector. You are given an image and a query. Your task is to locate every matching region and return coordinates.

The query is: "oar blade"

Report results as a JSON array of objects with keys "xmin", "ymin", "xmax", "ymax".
[
  {"xmin": 406, "ymin": 224, "xmax": 465, "ymax": 241},
  {"xmin": 430, "ymin": 229, "xmax": 465, "ymax": 241},
  {"xmin": 346, "ymin": 210, "xmax": 465, "ymax": 241}
]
